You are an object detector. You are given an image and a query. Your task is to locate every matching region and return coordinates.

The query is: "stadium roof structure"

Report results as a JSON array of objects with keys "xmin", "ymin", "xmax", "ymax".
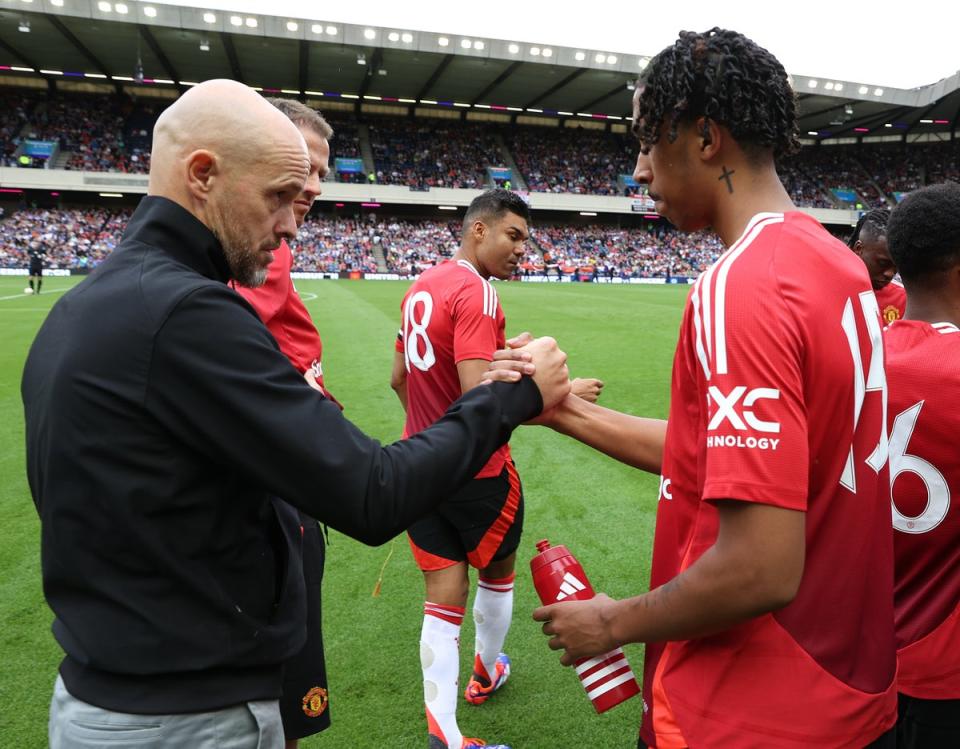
[{"xmin": 1, "ymin": 0, "xmax": 959, "ymax": 141}]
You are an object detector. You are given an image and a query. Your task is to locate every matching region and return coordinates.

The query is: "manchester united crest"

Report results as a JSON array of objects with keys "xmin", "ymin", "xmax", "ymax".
[
  {"xmin": 301, "ymin": 686, "xmax": 329, "ymax": 717},
  {"xmin": 882, "ymin": 305, "xmax": 901, "ymax": 324}
]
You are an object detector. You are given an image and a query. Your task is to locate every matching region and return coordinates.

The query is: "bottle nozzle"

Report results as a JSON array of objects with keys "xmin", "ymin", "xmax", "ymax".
[{"xmin": 535, "ymin": 539, "xmax": 551, "ymax": 553}]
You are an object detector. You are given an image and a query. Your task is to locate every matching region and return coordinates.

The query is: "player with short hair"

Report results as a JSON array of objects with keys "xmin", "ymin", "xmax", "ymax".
[
  {"xmin": 883, "ymin": 181, "xmax": 960, "ymax": 748},
  {"xmin": 849, "ymin": 207, "xmax": 906, "ymax": 323},
  {"xmin": 391, "ymin": 189, "xmax": 531, "ymax": 749},
  {"xmin": 496, "ymin": 28, "xmax": 897, "ymax": 747},
  {"xmin": 231, "ymin": 97, "xmax": 336, "ymax": 749}
]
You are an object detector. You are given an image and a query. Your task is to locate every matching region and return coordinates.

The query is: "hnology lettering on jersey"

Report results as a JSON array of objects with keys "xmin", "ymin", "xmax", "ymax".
[{"xmin": 705, "ymin": 385, "xmax": 782, "ymax": 450}]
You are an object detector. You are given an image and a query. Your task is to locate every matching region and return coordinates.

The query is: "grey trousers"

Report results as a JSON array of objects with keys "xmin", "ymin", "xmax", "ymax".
[{"xmin": 49, "ymin": 675, "xmax": 284, "ymax": 749}]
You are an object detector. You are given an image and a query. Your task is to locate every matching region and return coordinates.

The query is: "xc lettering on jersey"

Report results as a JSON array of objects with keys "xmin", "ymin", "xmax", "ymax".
[
  {"xmin": 707, "ymin": 385, "xmax": 781, "ymax": 433},
  {"xmin": 658, "ymin": 475, "xmax": 673, "ymax": 501}
]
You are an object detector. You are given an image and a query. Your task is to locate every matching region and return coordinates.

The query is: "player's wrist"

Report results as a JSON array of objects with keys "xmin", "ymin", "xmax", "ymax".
[{"xmin": 599, "ymin": 595, "xmax": 628, "ymax": 649}]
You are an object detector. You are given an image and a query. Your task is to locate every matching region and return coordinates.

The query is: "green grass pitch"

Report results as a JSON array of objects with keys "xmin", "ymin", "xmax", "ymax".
[{"xmin": 0, "ymin": 275, "xmax": 688, "ymax": 748}]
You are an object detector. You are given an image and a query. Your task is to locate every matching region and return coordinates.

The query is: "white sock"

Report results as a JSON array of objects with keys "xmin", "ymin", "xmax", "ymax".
[
  {"xmin": 422, "ymin": 602, "xmax": 464, "ymax": 748},
  {"xmin": 473, "ymin": 573, "xmax": 515, "ymax": 681}
]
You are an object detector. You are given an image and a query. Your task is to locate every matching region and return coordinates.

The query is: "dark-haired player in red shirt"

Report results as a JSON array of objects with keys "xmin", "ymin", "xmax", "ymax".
[
  {"xmin": 391, "ymin": 189, "xmax": 529, "ymax": 749},
  {"xmin": 848, "ymin": 207, "xmax": 906, "ymax": 324},
  {"xmin": 232, "ymin": 98, "xmax": 337, "ymax": 749},
  {"xmin": 495, "ymin": 28, "xmax": 896, "ymax": 748},
  {"xmin": 392, "ymin": 189, "xmax": 602, "ymax": 749},
  {"xmin": 883, "ymin": 181, "xmax": 960, "ymax": 748}
]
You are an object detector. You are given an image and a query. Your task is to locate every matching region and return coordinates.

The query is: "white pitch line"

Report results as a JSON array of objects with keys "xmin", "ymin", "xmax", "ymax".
[
  {"xmin": 298, "ymin": 291, "xmax": 318, "ymax": 302},
  {"xmin": 0, "ymin": 288, "xmax": 69, "ymax": 302}
]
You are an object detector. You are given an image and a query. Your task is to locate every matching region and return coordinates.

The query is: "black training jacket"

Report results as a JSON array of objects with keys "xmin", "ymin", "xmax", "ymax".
[{"xmin": 21, "ymin": 196, "xmax": 542, "ymax": 714}]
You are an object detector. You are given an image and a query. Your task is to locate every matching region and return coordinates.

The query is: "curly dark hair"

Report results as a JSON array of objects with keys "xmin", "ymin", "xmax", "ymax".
[
  {"xmin": 633, "ymin": 28, "xmax": 800, "ymax": 160},
  {"xmin": 847, "ymin": 207, "xmax": 890, "ymax": 249},
  {"xmin": 886, "ymin": 182, "xmax": 960, "ymax": 282}
]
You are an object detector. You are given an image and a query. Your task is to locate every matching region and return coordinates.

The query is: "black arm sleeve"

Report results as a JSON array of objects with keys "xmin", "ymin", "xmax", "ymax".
[{"xmin": 147, "ymin": 286, "xmax": 542, "ymax": 545}]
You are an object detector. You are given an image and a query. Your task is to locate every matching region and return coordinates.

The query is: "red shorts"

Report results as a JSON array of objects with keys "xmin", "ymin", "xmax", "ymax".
[{"xmin": 407, "ymin": 461, "xmax": 523, "ymax": 572}]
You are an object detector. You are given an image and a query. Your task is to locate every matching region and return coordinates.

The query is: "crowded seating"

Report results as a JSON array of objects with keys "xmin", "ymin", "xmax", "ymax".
[
  {"xmin": 379, "ymin": 220, "xmax": 461, "ymax": 273},
  {"xmin": 368, "ymin": 118, "xmax": 502, "ymax": 189},
  {"xmin": 531, "ymin": 224, "xmax": 724, "ymax": 279},
  {"xmin": 21, "ymin": 95, "xmax": 149, "ymax": 173},
  {"xmin": 291, "ymin": 217, "xmax": 383, "ymax": 273},
  {"xmin": 0, "ymin": 90, "xmax": 42, "ymax": 166},
  {"xmin": 506, "ymin": 126, "xmax": 634, "ymax": 195},
  {"xmin": 1, "ymin": 88, "xmax": 958, "ymax": 205},
  {"xmin": 0, "ymin": 206, "xmax": 132, "ymax": 269}
]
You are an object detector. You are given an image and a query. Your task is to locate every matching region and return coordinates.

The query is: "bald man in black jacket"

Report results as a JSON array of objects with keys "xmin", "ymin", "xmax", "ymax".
[{"xmin": 22, "ymin": 79, "xmax": 569, "ymax": 749}]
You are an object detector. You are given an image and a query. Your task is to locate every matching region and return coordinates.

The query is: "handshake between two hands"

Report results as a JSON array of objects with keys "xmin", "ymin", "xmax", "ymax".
[{"xmin": 480, "ymin": 332, "xmax": 604, "ymax": 416}]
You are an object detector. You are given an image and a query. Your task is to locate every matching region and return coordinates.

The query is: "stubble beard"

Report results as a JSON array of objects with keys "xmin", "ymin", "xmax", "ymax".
[{"xmin": 209, "ymin": 199, "xmax": 269, "ymax": 288}]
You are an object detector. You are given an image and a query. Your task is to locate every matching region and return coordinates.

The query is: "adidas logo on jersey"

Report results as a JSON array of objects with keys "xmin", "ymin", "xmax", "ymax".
[{"xmin": 555, "ymin": 572, "xmax": 587, "ymax": 601}]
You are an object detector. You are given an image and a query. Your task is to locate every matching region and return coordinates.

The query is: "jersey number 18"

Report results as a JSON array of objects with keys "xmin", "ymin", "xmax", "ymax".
[{"xmin": 403, "ymin": 291, "xmax": 436, "ymax": 372}]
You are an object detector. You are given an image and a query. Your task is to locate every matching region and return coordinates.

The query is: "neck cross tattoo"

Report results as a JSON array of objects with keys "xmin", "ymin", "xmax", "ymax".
[{"xmin": 718, "ymin": 166, "xmax": 736, "ymax": 194}]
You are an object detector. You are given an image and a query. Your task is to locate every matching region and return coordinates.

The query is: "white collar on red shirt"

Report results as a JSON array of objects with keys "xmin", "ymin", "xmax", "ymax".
[
  {"xmin": 931, "ymin": 322, "xmax": 960, "ymax": 335},
  {"xmin": 728, "ymin": 212, "xmax": 786, "ymax": 249},
  {"xmin": 456, "ymin": 259, "xmax": 482, "ymax": 277}
]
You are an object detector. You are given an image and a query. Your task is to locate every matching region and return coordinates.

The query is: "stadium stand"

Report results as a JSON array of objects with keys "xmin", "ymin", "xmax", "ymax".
[
  {"xmin": 368, "ymin": 117, "xmax": 503, "ymax": 189},
  {"xmin": 0, "ymin": 204, "xmax": 731, "ymax": 279},
  {"xmin": 2, "ymin": 89, "xmax": 959, "ymax": 284},
  {"xmin": 776, "ymin": 155, "xmax": 836, "ymax": 208},
  {"xmin": 1, "ymin": 90, "xmax": 958, "ymax": 205},
  {"xmin": 0, "ymin": 90, "xmax": 41, "ymax": 167},
  {"xmin": 292, "ymin": 217, "xmax": 384, "ymax": 273},
  {"xmin": 20, "ymin": 94, "xmax": 155, "ymax": 174},
  {"xmin": 0, "ymin": 206, "xmax": 131, "ymax": 270},
  {"xmin": 506, "ymin": 125, "xmax": 634, "ymax": 195},
  {"xmin": 325, "ymin": 115, "xmax": 367, "ymax": 184},
  {"xmin": 380, "ymin": 219, "xmax": 461, "ymax": 273},
  {"xmin": 858, "ymin": 143, "xmax": 924, "ymax": 198},
  {"xmin": 532, "ymin": 224, "xmax": 725, "ymax": 278},
  {"xmin": 925, "ymin": 140, "xmax": 960, "ymax": 184}
]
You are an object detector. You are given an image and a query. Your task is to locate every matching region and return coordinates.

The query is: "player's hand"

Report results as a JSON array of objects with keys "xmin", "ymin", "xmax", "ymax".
[
  {"xmin": 481, "ymin": 332, "xmax": 538, "ymax": 384},
  {"xmin": 523, "ymin": 337, "xmax": 569, "ymax": 411},
  {"xmin": 532, "ymin": 593, "xmax": 619, "ymax": 666},
  {"xmin": 571, "ymin": 377, "xmax": 604, "ymax": 403},
  {"xmin": 483, "ymin": 351, "xmax": 533, "ymax": 384}
]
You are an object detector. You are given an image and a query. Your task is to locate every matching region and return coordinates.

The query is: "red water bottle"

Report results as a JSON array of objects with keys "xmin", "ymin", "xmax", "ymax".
[{"xmin": 530, "ymin": 539, "xmax": 640, "ymax": 713}]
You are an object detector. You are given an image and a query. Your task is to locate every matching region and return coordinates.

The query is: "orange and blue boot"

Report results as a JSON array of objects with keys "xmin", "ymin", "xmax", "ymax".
[{"xmin": 464, "ymin": 653, "xmax": 511, "ymax": 706}]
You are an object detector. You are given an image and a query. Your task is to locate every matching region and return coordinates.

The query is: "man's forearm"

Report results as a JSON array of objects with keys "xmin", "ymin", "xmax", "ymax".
[
  {"xmin": 537, "ymin": 502, "xmax": 806, "ymax": 665},
  {"xmin": 548, "ymin": 396, "xmax": 666, "ymax": 474},
  {"xmin": 606, "ymin": 503, "xmax": 804, "ymax": 645}
]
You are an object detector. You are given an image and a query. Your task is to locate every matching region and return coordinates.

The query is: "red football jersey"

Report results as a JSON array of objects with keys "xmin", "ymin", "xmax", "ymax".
[
  {"xmin": 641, "ymin": 212, "xmax": 896, "ymax": 748},
  {"xmin": 233, "ymin": 240, "xmax": 339, "ymax": 403},
  {"xmin": 885, "ymin": 319, "xmax": 960, "ymax": 699},
  {"xmin": 396, "ymin": 259, "xmax": 509, "ymax": 478},
  {"xmin": 876, "ymin": 280, "xmax": 907, "ymax": 325}
]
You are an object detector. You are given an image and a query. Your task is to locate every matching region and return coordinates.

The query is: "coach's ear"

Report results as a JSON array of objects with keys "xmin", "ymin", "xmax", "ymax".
[
  {"xmin": 695, "ymin": 117, "xmax": 723, "ymax": 162},
  {"xmin": 184, "ymin": 149, "xmax": 218, "ymax": 200}
]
